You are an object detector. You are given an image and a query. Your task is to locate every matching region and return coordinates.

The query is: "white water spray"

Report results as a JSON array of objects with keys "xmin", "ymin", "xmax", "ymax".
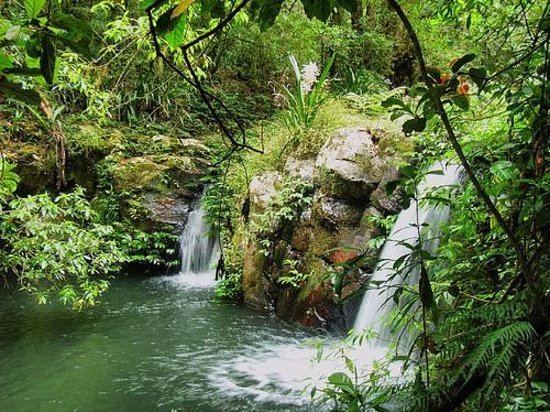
[
  {"xmin": 156, "ymin": 190, "xmax": 219, "ymax": 288},
  {"xmin": 179, "ymin": 201, "xmax": 219, "ymax": 275},
  {"xmin": 353, "ymin": 161, "xmax": 464, "ymax": 343}
]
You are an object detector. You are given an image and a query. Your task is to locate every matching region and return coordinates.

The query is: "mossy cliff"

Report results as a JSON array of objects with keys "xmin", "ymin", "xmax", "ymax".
[
  {"xmin": 221, "ymin": 119, "xmax": 412, "ymax": 328},
  {"xmin": 1, "ymin": 114, "xmax": 211, "ymax": 271}
]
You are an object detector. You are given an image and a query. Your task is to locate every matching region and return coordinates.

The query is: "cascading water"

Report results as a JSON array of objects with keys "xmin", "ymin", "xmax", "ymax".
[
  {"xmin": 158, "ymin": 190, "xmax": 220, "ymax": 288},
  {"xmin": 353, "ymin": 161, "xmax": 464, "ymax": 345},
  {"xmin": 157, "ymin": 164, "xmax": 464, "ymax": 406},
  {"xmin": 179, "ymin": 200, "xmax": 219, "ymax": 275}
]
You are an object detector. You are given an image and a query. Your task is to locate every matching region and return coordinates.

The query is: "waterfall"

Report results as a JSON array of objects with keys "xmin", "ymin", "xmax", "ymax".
[
  {"xmin": 179, "ymin": 193, "xmax": 220, "ymax": 275},
  {"xmin": 154, "ymin": 189, "xmax": 220, "ymax": 289},
  {"xmin": 353, "ymin": 161, "xmax": 464, "ymax": 343}
]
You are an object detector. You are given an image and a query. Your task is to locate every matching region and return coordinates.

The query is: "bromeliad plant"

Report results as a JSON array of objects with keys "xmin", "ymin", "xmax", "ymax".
[{"xmin": 281, "ymin": 54, "xmax": 335, "ymax": 130}]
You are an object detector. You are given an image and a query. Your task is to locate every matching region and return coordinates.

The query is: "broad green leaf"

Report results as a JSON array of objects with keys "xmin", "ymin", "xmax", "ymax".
[
  {"xmin": 402, "ymin": 117, "xmax": 427, "ymax": 135},
  {"xmin": 451, "ymin": 94, "xmax": 470, "ymax": 110},
  {"xmin": 51, "ymin": 13, "xmax": 93, "ymax": 41},
  {"xmin": 451, "ymin": 53, "xmax": 476, "ymax": 73},
  {"xmin": 164, "ymin": 14, "xmax": 187, "ymax": 47},
  {"xmin": 24, "ymin": 0, "xmax": 46, "ymax": 19},
  {"xmin": 301, "ymin": 0, "xmax": 332, "ymax": 22},
  {"xmin": 140, "ymin": 0, "xmax": 168, "ymax": 10},
  {"xmin": 256, "ymin": 0, "xmax": 284, "ymax": 31},
  {"xmin": 171, "ymin": 0, "xmax": 195, "ymax": 19},
  {"xmin": 468, "ymin": 67, "xmax": 487, "ymax": 88},
  {"xmin": 0, "ymin": 53, "xmax": 12, "ymax": 72},
  {"xmin": 25, "ymin": 38, "xmax": 42, "ymax": 58}
]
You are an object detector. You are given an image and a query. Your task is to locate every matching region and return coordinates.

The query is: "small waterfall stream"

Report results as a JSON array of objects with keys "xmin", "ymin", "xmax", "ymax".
[
  {"xmin": 179, "ymin": 199, "xmax": 219, "ymax": 275},
  {"xmin": 353, "ymin": 161, "xmax": 464, "ymax": 344},
  {"xmin": 155, "ymin": 164, "xmax": 463, "ymax": 405},
  {"xmin": 211, "ymin": 162, "xmax": 465, "ymax": 404},
  {"xmin": 160, "ymin": 190, "xmax": 220, "ymax": 288}
]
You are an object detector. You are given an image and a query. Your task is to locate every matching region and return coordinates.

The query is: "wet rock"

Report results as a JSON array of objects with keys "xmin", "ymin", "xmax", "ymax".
[
  {"xmin": 360, "ymin": 206, "xmax": 384, "ymax": 232},
  {"xmin": 315, "ymin": 128, "xmax": 388, "ymax": 200},
  {"xmin": 313, "ymin": 195, "xmax": 364, "ymax": 228},
  {"xmin": 370, "ymin": 167, "xmax": 402, "ymax": 215},
  {"xmin": 140, "ymin": 193, "xmax": 192, "ymax": 232},
  {"xmin": 242, "ymin": 239, "xmax": 269, "ymax": 310}
]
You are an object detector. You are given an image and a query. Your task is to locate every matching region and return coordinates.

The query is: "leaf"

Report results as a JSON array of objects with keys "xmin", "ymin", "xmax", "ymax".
[
  {"xmin": 257, "ymin": 0, "xmax": 284, "ymax": 31},
  {"xmin": 202, "ymin": 0, "xmax": 225, "ymax": 18},
  {"xmin": 451, "ymin": 53, "xmax": 476, "ymax": 73},
  {"xmin": 382, "ymin": 96, "xmax": 406, "ymax": 109},
  {"xmin": 301, "ymin": 0, "xmax": 333, "ymax": 22},
  {"xmin": 385, "ymin": 179, "xmax": 399, "ymax": 196},
  {"xmin": 0, "ymin": 53, "xmax": 12, "ymax": 72},
  {"xmin": 23, "ymin": 0, "xmax": 46, "ymax": 19},
  {"xmin": 164, "ymin": 14, "xmax": 187, "ymax": 47},
  {"xmin": 25, "ymin": 37, "xmax": 42, "ymax": 58},
  {"xmin": 140, "ymin": 0, "xmax": 168, "ymax": 10},
  {"xmin": 155, "ymin": 7, "xmax": 179, "ymax": 34},
  {"xmin": 468, "ymin": 67, "xmax": 487, "ymax": 89},
  {"xmin": 171, "ymin": 0, "xmax": 195, "ymax": 19},
  {"xmin": 51, "ymin": 12, "xmax": 93, "ymax": 41},
  {"xmin": 451, "ymin": 94, "xmax": 470, "ymax": 110},
  {"xmin": 402, "ymin": 117, "xmax": 427, "ymax": 135},
  {"xmin": 40, "ymin": 36, "xmax": 56, "ymax": 84}
]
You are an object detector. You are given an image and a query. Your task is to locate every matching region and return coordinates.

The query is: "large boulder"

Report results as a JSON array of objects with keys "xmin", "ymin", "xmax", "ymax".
[
  {"xmin": 313, "ymin": 195, "xmax": 364, "ymax": 228},
  {"xmin": 249, "ymin": 171, "xmax": 283, "ymax": 213},
  {"xmin": 242, "ymin": 239, "xmax": 269, "ymax": 310},
  {"xmin": 284, "ymin": 157, "xmax": 316, "ymax": 183},
  {"xmin": 370, "ymin": 167, "xmax": 402, "ymax": 215},
  {"xmin": 140, "ymin": 193, "xmax": 191, "ymax": 232},
  {"xmin": 315, "ymin": 128, "xmax": 389, "ymax": 200}
]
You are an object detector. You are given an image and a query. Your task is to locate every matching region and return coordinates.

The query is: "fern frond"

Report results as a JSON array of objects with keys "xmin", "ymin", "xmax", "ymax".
[{"xmin": 454, "ymin": 322, "xmax": 536, "ymax": 384}]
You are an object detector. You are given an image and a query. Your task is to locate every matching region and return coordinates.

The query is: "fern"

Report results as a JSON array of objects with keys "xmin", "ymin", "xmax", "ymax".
[{"xmin": 454, "ymin": 322, "xmax": 536, "ymax": 384}]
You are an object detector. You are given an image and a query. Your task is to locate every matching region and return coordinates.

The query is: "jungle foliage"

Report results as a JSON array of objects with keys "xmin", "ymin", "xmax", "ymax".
[{"xmin": 0, "ymin": 0, "xmax": 548, "ymax": 410}]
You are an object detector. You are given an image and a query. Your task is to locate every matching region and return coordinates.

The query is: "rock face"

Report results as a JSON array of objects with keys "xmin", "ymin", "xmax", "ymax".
[
  {"xmin": 140, "ymin": 194, "xmax": 191, "ymax": 232},
  {"xmin": 249, "ymin": 172, "xmax": 283, "ymax": 213},
  {"xmin": 370, "ymin": 167, "xmax": 402, "ymax": 215},
  {"xmin": 314, "ymin": 195, "xmax": 364, "ymax": 227},
  {"xmin": 315, "ymin": 128, "xmax": 388, "ymax": 200},
  {"xmin": 110, "ymin": 150, "xmax": 207, "ymax": 233},
  {"xmin": 239, "ymin": 126, "xmax": 409, "ymax": 329},
  {"xmin": 284, "ymin": 157, "xmax": 315, "ymax": 183}
]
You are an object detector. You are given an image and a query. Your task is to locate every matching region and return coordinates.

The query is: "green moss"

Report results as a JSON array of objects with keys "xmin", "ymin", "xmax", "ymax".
[{"xmin": 65, "ymin": 123, "xmax": 122, "ymax": 156}]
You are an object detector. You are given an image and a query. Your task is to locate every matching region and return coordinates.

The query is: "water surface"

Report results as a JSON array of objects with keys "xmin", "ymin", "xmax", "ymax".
[{"xmin": 0, "ymin": 274, "xmax": 324, "ymax": 412}]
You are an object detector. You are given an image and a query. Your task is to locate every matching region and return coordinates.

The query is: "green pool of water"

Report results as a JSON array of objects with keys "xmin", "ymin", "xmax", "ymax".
[{"xmin": 0, "ymin": 274, "xmax": 323, "ymax": 412}]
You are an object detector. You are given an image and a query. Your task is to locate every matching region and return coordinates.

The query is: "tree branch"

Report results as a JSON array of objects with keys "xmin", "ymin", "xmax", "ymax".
[{"xmin": 384, "ymin": 0, "xmax": 529, "ymax": 273}]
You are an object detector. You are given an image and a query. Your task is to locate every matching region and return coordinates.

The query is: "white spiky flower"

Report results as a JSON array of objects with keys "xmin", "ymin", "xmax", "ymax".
[{"xmin": 300, "ymin": 62, "xmax": 319, "ymax": 94}]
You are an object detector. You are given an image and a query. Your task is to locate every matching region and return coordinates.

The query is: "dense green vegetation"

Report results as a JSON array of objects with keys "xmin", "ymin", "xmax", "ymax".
[{"xmin": 1, "ymin": 0, "xmax": 548, "ymax": 410}]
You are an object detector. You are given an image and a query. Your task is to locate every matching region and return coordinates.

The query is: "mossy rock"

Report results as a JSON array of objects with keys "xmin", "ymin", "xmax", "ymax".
[
  {"xmin": 242, "ymin": 239, "xmax": 269, "ymax": 310},
  {"xmin": 111, "ymin": 154, "xmax": 199, "ymax": 194},
  {"xmin": 5, "ymin": 142, "xmax": 56, "ymax": 194}
]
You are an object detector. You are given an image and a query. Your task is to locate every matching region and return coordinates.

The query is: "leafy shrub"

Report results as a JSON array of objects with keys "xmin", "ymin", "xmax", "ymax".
[
  {"xmin": 214, "ymin": 270, "xmax": 243, "ymax": 302},
  {"xmin": 0, "ymin": 188, "xmax": 128, "ymax": 309},
  {"xmin": 0, "ymin": 158, "xmax": 19, "ymax": 204}
]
